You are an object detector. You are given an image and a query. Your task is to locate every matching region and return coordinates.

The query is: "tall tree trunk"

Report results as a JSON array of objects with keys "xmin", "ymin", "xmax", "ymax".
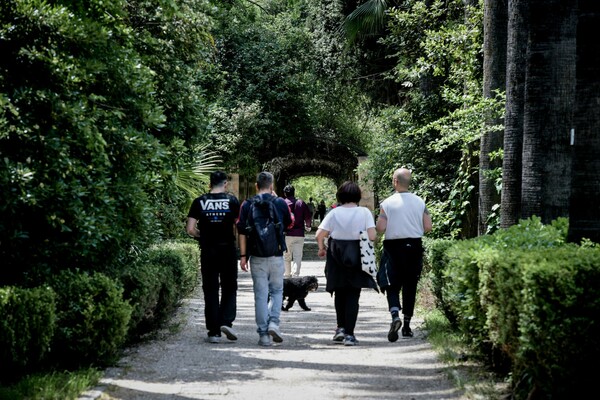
[
  {"xmin": 479, "ymin": 0, "xmax": 508, "ymax": 235},
  {"xmin": 520, "ymin": 0, "xmax": 577, "ymax": 223},
  {"xmin": 568, "ymin": 1, "xmax": 600, "ymax": 243},
  {"xmin": 500, "ymin": 0, "xmax": 528, "ymax": 228}
]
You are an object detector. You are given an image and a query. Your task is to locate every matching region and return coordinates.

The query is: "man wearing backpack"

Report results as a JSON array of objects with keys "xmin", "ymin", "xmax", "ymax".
[
  {"xmin": 282, "ymin": 184, "xmax": 312, "ymax": 278},
  {"xmin": 237, "ymin": 171, "xmax": 294, "ymax": 346}
]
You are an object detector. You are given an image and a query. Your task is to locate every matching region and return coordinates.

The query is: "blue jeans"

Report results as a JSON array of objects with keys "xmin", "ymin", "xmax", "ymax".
[{"xmin": 249, "ymin": 255, "xmax": 284, "ymax": 335}]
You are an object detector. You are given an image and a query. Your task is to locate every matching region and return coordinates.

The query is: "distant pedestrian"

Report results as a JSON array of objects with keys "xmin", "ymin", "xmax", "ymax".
[
  {"xmin": 315, "ymin": 181, "xmax": 378, "ymax": 346},
  {"xmin": 186, "ymin": 171, "xmax": 240, "ymax": 344},
  {"xmin": 282, "ymin": 185, "xmax": 312, "ymax": 278},
  {"xmin": 317, "ymin": 200, "xmax": 326, "ymax": 221},
  {"xmin": 236, "ymin": 172, "xmax": 294, "ymax": 346},
  {"xmin": 307, "ymin": 197, "xmax": 315, "ymax": 221},
  {"xmin": 376, "ymin": 167, "xmax": 432, "ymax": 341}
]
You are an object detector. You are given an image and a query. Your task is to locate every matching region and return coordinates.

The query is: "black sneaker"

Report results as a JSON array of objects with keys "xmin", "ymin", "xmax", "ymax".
[
  {"xmin": 388, "ymin": 317, "xmax": 402, "ymax": 342},
  {"xmin": 401, "ymin": 326, "xmax": 414, "ymax": 337},
  {"xmin": 332, "ymin": 327, "xmax": 345, "ymax": 343}
]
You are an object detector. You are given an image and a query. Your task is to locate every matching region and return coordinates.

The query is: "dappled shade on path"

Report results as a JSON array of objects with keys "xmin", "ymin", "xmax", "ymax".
[{"xmin": 87, "ymin": 234, "xmax": 465, "ymax": 400}]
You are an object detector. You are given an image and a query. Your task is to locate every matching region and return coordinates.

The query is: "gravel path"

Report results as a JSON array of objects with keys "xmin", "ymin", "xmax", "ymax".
[{"xmin": 84, "ymin": 235, "xmax": 466, "ymax": 400}]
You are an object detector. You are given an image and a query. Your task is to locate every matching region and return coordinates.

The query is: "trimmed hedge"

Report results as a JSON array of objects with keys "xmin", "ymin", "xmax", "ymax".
[
  {"xmin": 424, "ymin": 238, "xmax": 456, "ymax": 326},
  {"xmin": 0, "ymin": 286, "xmax": 56, "ymax": 380},
  {"xmin": 430, "ymin": 217, "xmax": 568, "ymax": 350},
  {"xmin": 48, "ymin": 270, "xmax": 132, "ymax": 369},
  {"xmin": 426, "ymin": 217, "xmax": 600, "ymax": 399},
  {"xmin": 120, "ymin": 259, "xmax": 164, "ymax": 338},
  {"xmin": 121, "ymin": 240, "xmax": 199, "ymax": 340},
  {"xmin": 149, "ymin": 241, "xmax": 199, "ymax": 299},
  {"xmin": 0, "ymin": 240, "xmax": 199, "ymax": 380},
  {"xmin": 516, "ymin": 246, "xmax": 600, "ymax": 399}
]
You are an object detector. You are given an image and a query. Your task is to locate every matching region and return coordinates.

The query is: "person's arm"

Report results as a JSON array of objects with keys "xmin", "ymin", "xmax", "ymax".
[
  {"xmin": 230, "ymin": 196, "xmax": 241, "ymax": 249},
  {"xmin": 423, "ymin": 207, "xmax": 433, "ymax": 233},
  {"xmin": 236, "ymin": 200, "xmax": 249, "ymax": 271},
  {"xmin": 367, "ymin": 226, "xmax": 377, "ymax": 241},
  {"xmin": 186, "ymin": 217, "xmax": 200, "ymax": 238},
  {"xmin": 303, "ymin": 202, "xmax": 312, "ymax": 230},
  {"xmin": 282, "ymin": 199, "xmax": 295, "ymax": 230},
  {"xmin": 238, "ymin": 234, "xmax": 249, "ymax": 272},
  {"xmin": 376, "ymin": 207, "xmax": 387, "ymax": 234},
  {"xmin": 315, "ymin": 228, "xmax": 330, "ymax": 259}
]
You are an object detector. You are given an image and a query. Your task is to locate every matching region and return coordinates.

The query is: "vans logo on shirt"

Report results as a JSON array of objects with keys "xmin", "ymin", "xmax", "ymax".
[{"xmin": 200, "ymin": 199, "xmax": 230, "ymax": 211}]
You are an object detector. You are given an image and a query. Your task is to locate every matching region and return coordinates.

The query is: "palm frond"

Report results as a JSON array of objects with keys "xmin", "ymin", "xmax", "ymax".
[
  {"xmin": 341, "ymin": 0, "xmax": 389, "ymax": 43},
  {"xmin": 175, "ymin": 144, "xmax": 222, "ymax": 198}
]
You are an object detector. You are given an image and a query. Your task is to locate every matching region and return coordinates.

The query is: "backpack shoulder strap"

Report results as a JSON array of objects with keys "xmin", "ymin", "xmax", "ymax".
[
  {"xmin": 246, "ymin": 195, "xmax": 262, "ymax": 225},
  {"xmin": 267, "ymin": 196, "xmax": 281, "ymax": 224}
]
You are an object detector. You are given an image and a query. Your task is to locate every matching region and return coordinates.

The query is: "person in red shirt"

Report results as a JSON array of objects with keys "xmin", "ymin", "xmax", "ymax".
[{"xmin": 282, "ymin": 185, "xmax": 312, "ymax": 278}]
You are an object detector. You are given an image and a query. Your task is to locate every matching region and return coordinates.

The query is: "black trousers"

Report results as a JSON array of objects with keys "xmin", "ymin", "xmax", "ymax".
[
  {"xmin": 383, "ymin": 238, "xmax": 423, "ymax": 318},
  {"xmin": 333, "ymin": 286, "xmax": 362, "ymax": 336},
  {"xmin": 200, "ymin": 242, "xmax": 238, "ymax": 336}
]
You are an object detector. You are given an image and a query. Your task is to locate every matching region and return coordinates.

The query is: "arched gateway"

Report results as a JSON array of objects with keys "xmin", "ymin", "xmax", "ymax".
[{"xmin": 227, "ymin": 139, "xmax": 374, "ymax": 210}]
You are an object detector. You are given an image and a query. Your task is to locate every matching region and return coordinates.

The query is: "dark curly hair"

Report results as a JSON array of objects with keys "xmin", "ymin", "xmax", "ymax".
[{"xmin": 283, "ymin": 184, "xmax": 295, "ymax": 197}]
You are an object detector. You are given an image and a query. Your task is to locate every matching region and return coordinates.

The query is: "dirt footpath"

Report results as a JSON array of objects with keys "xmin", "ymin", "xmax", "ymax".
[{"xmin": 84, "ymin": 245, "xmax": 466, "ymax": 400}]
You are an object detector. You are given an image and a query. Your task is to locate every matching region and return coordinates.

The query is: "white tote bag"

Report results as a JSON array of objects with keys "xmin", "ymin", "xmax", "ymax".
[{"xmin": 359, "ymin": 230, "xmax": 377, "ymax": 278}]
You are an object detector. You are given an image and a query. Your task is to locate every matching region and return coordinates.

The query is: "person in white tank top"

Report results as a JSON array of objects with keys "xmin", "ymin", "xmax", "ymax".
[{"xmin": 376, "ymin": 167, "xmax": 432, "ymax": 341}]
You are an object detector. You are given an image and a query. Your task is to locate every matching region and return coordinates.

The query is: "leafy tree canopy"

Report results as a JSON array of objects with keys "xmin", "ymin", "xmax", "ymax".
[{"xmin": 0, "ymin": 0, "xmax": 218, "ymax": 284}]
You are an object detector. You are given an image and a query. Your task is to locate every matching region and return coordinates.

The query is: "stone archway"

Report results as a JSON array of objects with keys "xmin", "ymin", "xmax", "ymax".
[{"xmin": 229, "ymin": 137, "xmax": 374, "ymax": 210}]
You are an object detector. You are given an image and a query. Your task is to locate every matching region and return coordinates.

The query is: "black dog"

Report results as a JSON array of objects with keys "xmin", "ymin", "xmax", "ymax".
[{"xmin": 282, "ymin": 276, "xmax": 319, "ymax": 311}]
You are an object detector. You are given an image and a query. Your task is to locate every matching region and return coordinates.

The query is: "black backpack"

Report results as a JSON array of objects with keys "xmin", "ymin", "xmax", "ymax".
[{"xmin": 245, "ymin": 196, "xmax": 286, "ymax": 257}]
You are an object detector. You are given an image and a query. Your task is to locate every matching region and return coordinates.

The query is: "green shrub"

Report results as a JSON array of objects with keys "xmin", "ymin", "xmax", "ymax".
[
  {"xmin": 424, "ymin": 238, "xmax": 457, "ymax": 326},
  {"xmin": 443, "ymin": 239, "xmax": 489, "ymax": 347},
  {"xmin": 442, "ymin": 217, "xmax": 569, "ymax": 354},
  {"xmin": 515, "ymin": 246, "xmax": 600, "ymax": 399},
  {"xmin": 121, "ymin": 240, "xmax": 199, "ymax": 340},
  {"xmin": 152, "ymin": 241, "xmax": 200, "ymax": 296},
  {"xmin": 120, "ymin": 260, "xmax": 164, "ymax": 338},
  {"xmin": 0, "ymin": 0, "xmax": 169, "ymax": 287},
  {"xmin": 473, "ymin": 247, "xmax": 522, "ymax": 373},
  {"xmin": 485, "ymin": 216, "xmax": 567, "ymax": 248},
  {"xmin": 436, "ymin": 217, "xmax": 599, "ymax": 398},
  {"xmin": 48, "ymin": 270, "xmax": 131, "ymax": 368},
  {"xmin": 0, "ymin": 286, "xmax": 56, "ymax": 381}
]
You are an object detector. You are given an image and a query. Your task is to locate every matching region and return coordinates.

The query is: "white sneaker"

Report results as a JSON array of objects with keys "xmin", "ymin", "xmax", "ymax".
[
  {"xmin": 206, "ymin": 335, "xmax": 221, "ymax": 344},
  {"xmin": 343, "ymin": 335, "xmax": 358, "ymax": 346},
  {"xmin": 258, "ymin": 335, "xmax": 272, "ymax": 347},
  {"xmin": 268, "ymin": 323, "xmax": 283, "ymax": 343},
  {"xmin": 220, "ymin": 325, "xmax": 238, "ymax": 341}
]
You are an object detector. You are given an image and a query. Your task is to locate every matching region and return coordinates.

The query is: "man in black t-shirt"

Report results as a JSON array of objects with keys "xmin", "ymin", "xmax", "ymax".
[{"xmin": 186, "ymin": 171, "xmax": 240, "ymax": 344}]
